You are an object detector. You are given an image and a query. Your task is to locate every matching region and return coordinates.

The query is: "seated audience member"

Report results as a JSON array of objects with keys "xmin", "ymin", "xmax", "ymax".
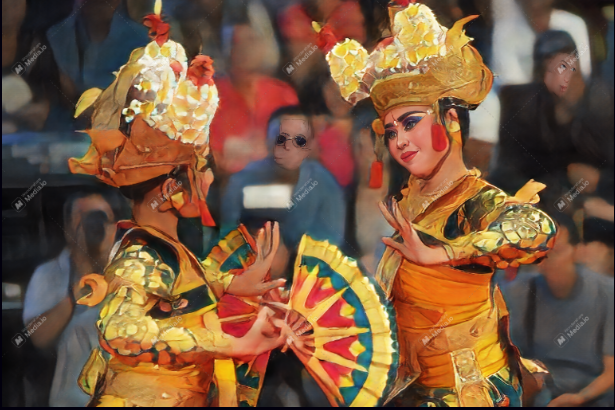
[
  {"xmin": 46, "ymin": 0, "xmax": 150, "ymax": 102},
  {"xmin": 22, "ymin": 188, "xmax": 124, "ymax": 407},
  {"xmin": 577, "ymin": 217, "xmax": 614, "ymax": 278},
  {"xmin": 502, "ymin": 214, "xmax": 614, "ymax": 407},
  {"xmin": 220, "ymin": 106, "xmax": 346, "ymax": 273},
  {"xmin": 489, "ymin": 30, "xmax": 614, "ymax": 210},
  {"xmin": 2, "ymin": 0, "xmax": 51, "ymax": 134},
  {"xmin": 209, "ymin": 23, "xmax": 299, "ymax": 175},
  {"xmin": 492, "ymin": 0, "xmax": 591, "ymax": 87},
  {"xmin": 315, "ymin": 78, "xmax": 355, "ymax": 189},
  {"xmin": 277, "ymin": 0, "xmax": 366, "ymax": 92}
]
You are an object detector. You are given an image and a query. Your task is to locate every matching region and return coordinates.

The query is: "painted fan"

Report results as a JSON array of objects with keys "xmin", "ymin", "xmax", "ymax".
[{"xmin": 284, "ymin": 235, "xmax": 399, "ymax": 407}]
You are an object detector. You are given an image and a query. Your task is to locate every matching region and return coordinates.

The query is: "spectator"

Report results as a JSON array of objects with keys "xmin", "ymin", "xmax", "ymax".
[
  {"xmin": 492, "ymin": 0, "xmax": 591, "ymax": 87},
  {"xmin": 577, "ymin": 217, "xmax": 614, "ymax": 278},
  {"xmin": 278, "ymin": 0, "xmax": 366, "ymax": 81},
  {"xmin": 209, "ymin": 23, "xmax": 298, "ymax": 175},
  {"xmin": 489, "ymin": 30, "xmax": 614, "ymax": 210},
  {"xmin": 277, "ymin": 0, "xmax": 366, "ymax": 117},
  {"xmin": 502, "ymin": 214, "xmax": 614, "ymax": 407},
  {"xmin": 22, "ymin": 188, "xmax": 124, "ymax": 407},
  {"xmin": 220, "ymin": 106, "xmax": 346, "ymax": 275},
  {"xmin": 174, "ymin": 0, "xmax": 224, "ymax": 68},
  {"xmin": 315, "ymin": 78, "xmax": 355, "ymax": 189},
  {"xmin": 2, "ymin": 0, "xmax": 51, "ymax": 134},
  {"xmin": 47, "ymin": 0, "xmax": 150, "ymax": 102}
]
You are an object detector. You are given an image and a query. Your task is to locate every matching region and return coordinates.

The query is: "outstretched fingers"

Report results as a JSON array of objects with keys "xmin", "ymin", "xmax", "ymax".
[
  {"xmin": 392, "ymin": 201, "xmax": 411, "ymax": 233},
  {"xmin": 255, "ymin": 227, "xmax": 266, "ymax": 262},
  {"xmin": 263, "ymin": 222, "xmax": 280, "ymax": 264},
  {"xmin": 382, "ymin": 237, "xmax": 406, "ymax": 255},
  {"xmin": 379, "ymin": 201, "xmax": 401, "ymax": 232}
]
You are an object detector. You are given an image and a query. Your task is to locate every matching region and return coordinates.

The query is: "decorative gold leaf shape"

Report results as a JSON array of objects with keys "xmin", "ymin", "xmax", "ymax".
[{"xmin": 74, "ymin": 88, "xmax": 102, "ymax": 118}]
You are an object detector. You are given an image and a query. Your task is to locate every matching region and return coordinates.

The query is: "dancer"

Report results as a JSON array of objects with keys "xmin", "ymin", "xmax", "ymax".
[
  {"xmin": 318, "ymin": 1, "xmax": 557, "ymax": 406},
  {"xmin": 68, "ymin": 6, "xmax": 286, "ymax": 407}
]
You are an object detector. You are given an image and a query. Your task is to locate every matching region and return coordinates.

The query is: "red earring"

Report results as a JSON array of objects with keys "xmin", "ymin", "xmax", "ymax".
[
  {"xmin": 431, "ymin": 124, "xmax": 449, "ymax": 152},
  {"xmin": 368, "ymin": 160, "xmax": 383, "ymax": 189}
]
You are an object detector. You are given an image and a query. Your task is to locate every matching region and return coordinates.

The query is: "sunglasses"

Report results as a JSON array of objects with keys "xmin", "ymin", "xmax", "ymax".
[{"xmin": 276, "ymin": 134, "xmax": 309, "ymax": 149}]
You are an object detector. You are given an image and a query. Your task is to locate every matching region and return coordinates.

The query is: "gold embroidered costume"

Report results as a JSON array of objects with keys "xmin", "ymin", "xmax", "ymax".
[
  {"xmin": 377, "ymin": 171, "xmax": 554, "ymax": 406},
  {"xmin": 69, "ymin": 4, "xmax": 266, "ymax": 406},
  {"xmin": 319, "ymin": 1, "xmax": 556, "ymax": 406}
]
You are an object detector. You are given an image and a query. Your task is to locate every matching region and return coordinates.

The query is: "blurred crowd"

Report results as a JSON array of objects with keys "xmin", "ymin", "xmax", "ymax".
[{"xmin": 2, "ymin": 0, "xmax": 614, "ymax": 407}]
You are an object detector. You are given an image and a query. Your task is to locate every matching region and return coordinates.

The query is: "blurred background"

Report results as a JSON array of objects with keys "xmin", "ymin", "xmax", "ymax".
[{"xmin": 2, "ymin": 0, "xmax": 613, "ymax": 407}]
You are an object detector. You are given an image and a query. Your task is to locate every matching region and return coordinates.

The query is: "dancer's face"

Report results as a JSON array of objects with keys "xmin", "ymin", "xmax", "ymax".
[{"xmin": 384, "ymin": 105, "xmax": 448, "ymax": 178}]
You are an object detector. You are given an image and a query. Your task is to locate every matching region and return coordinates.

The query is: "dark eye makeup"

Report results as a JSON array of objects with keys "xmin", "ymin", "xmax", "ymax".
[
  {"xmin": 384, "ymin": 112, "xmax": 427, "ymax": 139},
  {"xmin": 402, "ymin": 114, "xmax": 426, "ymax": 131}
]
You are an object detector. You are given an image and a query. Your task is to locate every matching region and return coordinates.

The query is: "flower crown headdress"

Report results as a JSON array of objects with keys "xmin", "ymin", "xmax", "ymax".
[
  {"xmin": 315, "ymin": 0, "xmax": 493, "ymax": 188},
  {"xmin": 69, "ymin": 0, "xmax": 218, "ymax": 189},
  {"xmin": 317, "ymin": 0, "xmax": 493, "ymax": 118}
]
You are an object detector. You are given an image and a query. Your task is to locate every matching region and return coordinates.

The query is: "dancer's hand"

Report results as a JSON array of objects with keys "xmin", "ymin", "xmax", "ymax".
[
  {"xmin": 230, "ymin": 307, "xmax": 286, "ymax": 359},
  {"xmin": 379, "ymin": 201, "xmax": 449, "ymax": 265},
  {"xmin": 272, "ymin": 315, "xmax": 313, "ymax": 358},
  {"xmin": 227, "ymin": 222, "xmax": 286, "ymax": 296}
]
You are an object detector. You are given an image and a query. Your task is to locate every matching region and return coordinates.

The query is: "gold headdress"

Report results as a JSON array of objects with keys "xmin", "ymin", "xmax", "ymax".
[
  {"xmin": 69, "ymin": 4, "xmax": 218, "ymax": 188},
  {"xmin": 320, "ymin": 1, "xmax": 493, "ymax": 117}
]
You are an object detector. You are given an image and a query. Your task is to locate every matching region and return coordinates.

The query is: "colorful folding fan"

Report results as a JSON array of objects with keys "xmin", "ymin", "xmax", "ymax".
[
  {"xmin": 204, "ymin": 228, "xmax": 399, "ymax": 407},
  {"xmin": 285, "ymin": 235, "xmax": 399, "ymax": 407}
]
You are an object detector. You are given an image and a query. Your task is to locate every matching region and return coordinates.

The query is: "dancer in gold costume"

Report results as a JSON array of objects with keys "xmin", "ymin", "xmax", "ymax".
[
  {"xmin": 68, "ymin": 4, "xmax": 287, "ymax": 406},
  {"xmin": 318, "ymin": 1, "xmax": 557, "ymax": 406}
]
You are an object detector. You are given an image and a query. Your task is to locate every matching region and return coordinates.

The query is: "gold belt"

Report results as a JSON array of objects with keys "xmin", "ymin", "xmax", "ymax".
[{"xmin": 399, "ymin": 308, "xmax": 508, "ymax": 388}]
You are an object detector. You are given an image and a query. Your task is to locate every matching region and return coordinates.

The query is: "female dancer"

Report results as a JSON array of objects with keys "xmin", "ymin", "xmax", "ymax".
[
  {"xmin": 319, "ymin": 2, "xmax": 556, "ymax": 406},
  {"xmin": 69, "ymin": 9, "xmax": 286, "ymax": 406}
]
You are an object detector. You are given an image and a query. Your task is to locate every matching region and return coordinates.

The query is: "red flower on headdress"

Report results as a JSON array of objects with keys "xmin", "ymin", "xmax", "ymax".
[
  {"xmin": 143, "ymin": 14, "xmax": 170, "ymax": 46},
  {"xmin": 391, "ymin": 0, "xmax": 415, "ymax": 6},
  {"xmin": 187, "ymin": 55, "xmax": 215, "ymax": 87},
  {"xmin": 316, "ymin": 25, "xmax": 338, "ymax": 54},
  {"xmin": 377, "ymin": 37, "xmax": 395, "ymax": 50}
]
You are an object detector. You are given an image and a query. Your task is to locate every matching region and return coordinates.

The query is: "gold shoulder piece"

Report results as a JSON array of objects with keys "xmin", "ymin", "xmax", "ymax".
[{"xmin": 508, "ymin": 180, "xmax": 546, "ymax": 205}]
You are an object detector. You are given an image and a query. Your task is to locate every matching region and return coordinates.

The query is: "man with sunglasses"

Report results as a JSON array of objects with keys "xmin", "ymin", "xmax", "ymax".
[
  {"xmin": 221, "ymin": 105, "xmax": 347, "ymax": 276},
  {"xmin": 272, "ymin": 115, "xmax": 311, "ymax": 170}
]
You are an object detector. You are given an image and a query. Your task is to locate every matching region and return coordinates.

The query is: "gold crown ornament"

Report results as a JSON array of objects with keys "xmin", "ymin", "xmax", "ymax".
[
  {"xmin": 316, "ymin": 1, "xmax": 493, "ymax": 117},
  {"xmin": 68, "ymin": 0, "xmax": 218, "ymax": 225},
  {"xmin": 69, "ymin": 0, "xmax": 218, "ymax": 188}
]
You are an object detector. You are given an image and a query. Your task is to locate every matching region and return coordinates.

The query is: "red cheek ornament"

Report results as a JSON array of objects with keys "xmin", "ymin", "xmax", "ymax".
[{"xmin": 431, "ymin": 124, "xmax": 449, "ymax": 152}]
